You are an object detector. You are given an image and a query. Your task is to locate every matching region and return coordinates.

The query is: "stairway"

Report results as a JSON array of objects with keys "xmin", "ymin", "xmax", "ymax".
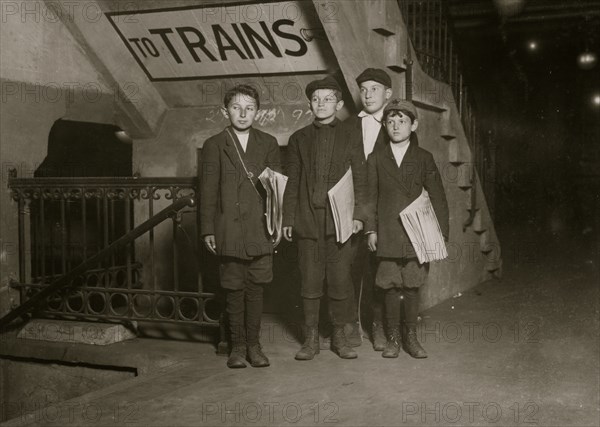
[{"xmin": 316, "ymin": 0, "xmax": 502, "ymax": 305}]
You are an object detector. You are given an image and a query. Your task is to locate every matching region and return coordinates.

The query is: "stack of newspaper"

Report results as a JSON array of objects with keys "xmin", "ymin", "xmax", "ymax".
[
  {"xmin": 328, "ymin": 167, "xmax": 354, "ymax": 244},
  {"xmin": 399, "ymin": 189, "xmax": 448, "ymax": 264},
  {"xmin": 258, "ymin": 167, "xmax": 288, "ymax": 246}
]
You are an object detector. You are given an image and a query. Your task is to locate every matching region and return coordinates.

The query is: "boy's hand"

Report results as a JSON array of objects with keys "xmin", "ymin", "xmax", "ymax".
[
  {"xmin": 367, "ymin": 233, "xmax": 377, "ymax": 252},
  {"xmin": 352, "ymin": 220, "xmax": 364, "ymax": 234},
  {"xmin": 283, "ymin": 226, "xmax": 293, "ymax": 242},
  {"xmin": 203, "ymin": 235, "xmax": 217, "ymax": 255}
]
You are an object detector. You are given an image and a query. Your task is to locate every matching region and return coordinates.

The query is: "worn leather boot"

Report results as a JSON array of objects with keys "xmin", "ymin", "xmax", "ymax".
[
  {"xmin": 227, "ymin": 345, "xmax": 247, "ymax": 369},
  {"xmin": 382, "ymin": 326, "xmax": 401, "ymax": 358},
  {"xmin": 344, "ymin": 322, "xmax": 362, "ymax": 347},
  {"xmin": 372, "ymin": 321, "xmax": 386, "ymax": 351},
  {"xmin": 226, "ymin": 290, "xmax": 247, "ymax": 369},
  {"xmin": 331, "ymin": 326, "xmax": 358, "ymax": 359},
  {"xmin": 403, "ymin": 325, "xmax": 428, "ymax": 358},
  {"xmin": 247, "ymin": 343, "xmax": 270, "ymax": 367},
  {"xmin": 295, "ymin": 326, "xmax": 320, "ymax": 360}
]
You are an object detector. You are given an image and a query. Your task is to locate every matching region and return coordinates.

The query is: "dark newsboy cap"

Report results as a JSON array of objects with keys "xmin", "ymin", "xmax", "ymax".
[
  {"xmin": 383, "ymin": 98, "xmax": 418, "ymax": 119},
  {"xmin": 305, "ymin": 76, "xmax": 342, "ymax": 99},
  {"xmin": 356, "ymin": 68, "xmax": 392, "ymax": 87}
]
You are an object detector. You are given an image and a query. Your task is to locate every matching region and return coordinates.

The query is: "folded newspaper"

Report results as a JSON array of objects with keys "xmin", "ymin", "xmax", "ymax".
[
  {"xmin": 258, "ymin": 167, "xmax": 288, "ymax": 247},
  {"xmin": 328, "ymin": 167, "xmax": 354, "ymax": 244},
  {"xmin": 399, "ymin": 189, "xmax": 448, "ymax": 264}
]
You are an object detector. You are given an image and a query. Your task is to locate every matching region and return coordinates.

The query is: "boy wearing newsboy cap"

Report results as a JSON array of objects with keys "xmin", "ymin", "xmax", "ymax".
[
  {"xmin": 365, "ymin": 99, "xmax": 449, "ymax": 359},
  {"xmin": 283, "ymin": 76, "xmax": 367, "ymax": 360},
  {"xmin": 345, "ymin": 68, "xmax": 394, "ymax": 351}
]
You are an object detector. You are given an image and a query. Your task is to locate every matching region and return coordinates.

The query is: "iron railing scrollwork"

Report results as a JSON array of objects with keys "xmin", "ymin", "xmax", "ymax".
[{"xmin": 1, "ymin": 174, "xmax": 220, "ymax": 329}]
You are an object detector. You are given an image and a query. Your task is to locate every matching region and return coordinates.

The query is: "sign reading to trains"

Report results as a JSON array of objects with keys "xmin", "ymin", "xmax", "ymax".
[{"xmin": 106, "ymin": 2, "xmax": 332, "ymax": 81}]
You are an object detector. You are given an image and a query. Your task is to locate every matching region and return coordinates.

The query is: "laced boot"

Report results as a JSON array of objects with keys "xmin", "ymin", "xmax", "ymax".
[
  {"xmin": 382, "ymin": 326, "xmax": 401, "ymax": 358},
  {"xmin": 227, "ymin": 344, "xmax": 247, "ymax": 368},
  {"xmin": 372, "ymin": 321, "xmax": 386, "ymax": 351},
  {"xmin": 247, "ymin": 343, "xmax": 270, "ymax": 367},
  {"xmin": 331, "ymin": 326, "xmax": 357, "ymax": 359},
  {"xmin": 344, "ymin": 322, "xmax": 362, "ymax": 347},
  {"xmin": 295, "ymin": 326, "xmax": 320, "ymax": 360},
  {"xmin": 226, "ymin": 292, "xmax": 247, "ymax": 369},
  {"xmin": 403, "ymin": 325, "xmax": 428, "ymax": 359}
]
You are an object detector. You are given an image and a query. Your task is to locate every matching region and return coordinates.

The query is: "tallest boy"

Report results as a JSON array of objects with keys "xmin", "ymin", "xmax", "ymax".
[{"xmin": 345, "ymin": 68, "xmax": 393, "ymax": 351}]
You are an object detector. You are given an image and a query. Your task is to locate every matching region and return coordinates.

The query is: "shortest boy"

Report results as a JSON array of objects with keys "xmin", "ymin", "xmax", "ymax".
[
  {"xmin": 200, "ymin": 84, "xmax": 281, "ymax": 368},
  {"xmin": 365, "ymin": 99, "xmax": 449, "ymax": 359}
]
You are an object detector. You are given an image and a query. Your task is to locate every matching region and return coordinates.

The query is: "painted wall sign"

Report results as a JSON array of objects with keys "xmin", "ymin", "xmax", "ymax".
[{"xmin": 106, "ymin": 1, "xmax": 333, "ymax": 81}]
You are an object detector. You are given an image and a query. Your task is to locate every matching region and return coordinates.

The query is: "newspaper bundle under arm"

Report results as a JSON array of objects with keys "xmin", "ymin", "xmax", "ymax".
[
  {"xmin": 258, "ymin": 167, "xmax": 288, "ymax": 247},
  {"xmin": 399, "ymin": 189, "xmax": 448, "ymax": 264},
  {"xmin": 328, "ymin": 167, "xmax": 354, "ymax": 244}
]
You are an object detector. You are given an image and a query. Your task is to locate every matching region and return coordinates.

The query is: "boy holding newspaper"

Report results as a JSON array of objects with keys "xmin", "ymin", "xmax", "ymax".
[
  {"xmin": 200, "ymin": 84, "xmax": 281, "ymax": 369},
  {"xmin": 365, "ymin": 99, "xmax": 449, "ymax": 359},
  {"xmin": 282, "ymin": 76, "xmax": 367, "ymax": 360}
]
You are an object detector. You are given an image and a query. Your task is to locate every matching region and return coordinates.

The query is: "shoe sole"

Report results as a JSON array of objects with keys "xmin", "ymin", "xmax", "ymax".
[
  {"xmin": 227, "ymin": 364, "xmax": 247, "ymax": 369},
  {"xmin": 334, "ymin": 351, "xmax": 358, "ymax": 359}
]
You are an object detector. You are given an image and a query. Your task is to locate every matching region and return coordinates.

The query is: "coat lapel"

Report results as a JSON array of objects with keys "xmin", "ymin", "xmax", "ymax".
[
  {"xmin": 222, "ymin": 127, "xmax": 239, "ymax": 171},
  {"xmin": 297, "ymin": 127, "xmax": 314, "ymax": 187},
  {"xmin": 330, "ymin": 122, "xmax": 347, "ymax": 171},
  {"xmin": 380, "ymin": 142, "xmax": 418, "ymax": 195},
  {"xmin": 223, "ymin": 127, "xmax": 254, "ymax": 188},
  {"xmin": 397, "ymin": 142, "xmax": 419, "ymax": 195},
  {"xmin": 374, "ymin": 126, "xmax": 388, "ymax": 152}
]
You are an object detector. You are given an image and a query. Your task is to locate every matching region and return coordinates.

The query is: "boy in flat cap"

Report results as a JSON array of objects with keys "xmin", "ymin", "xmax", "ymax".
[
  {"xmin": 345, "ymin": 68, "xmax": 394, "ymax": 351},
  {"xmin": 365, "ymin": 99, "xmax": 449, "ymax": 358},
  {"xmin": 283, "ymin": 76, "xmax": 367, "ymax": 360},
  {"xmin": 200, "ymin": 84, "xmax": 281, "ymax": 369}
]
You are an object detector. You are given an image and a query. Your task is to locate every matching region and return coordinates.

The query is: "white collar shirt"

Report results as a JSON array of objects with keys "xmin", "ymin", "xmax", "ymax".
[{"xmin": 358, "ymin": 109, "xmax": 384, "ymax": 159}]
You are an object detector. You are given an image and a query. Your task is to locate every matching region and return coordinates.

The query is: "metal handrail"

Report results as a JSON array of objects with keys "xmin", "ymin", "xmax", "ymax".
[{"xmin": 0, "ymin": 196, "xmax": 195, "ymax": 329}]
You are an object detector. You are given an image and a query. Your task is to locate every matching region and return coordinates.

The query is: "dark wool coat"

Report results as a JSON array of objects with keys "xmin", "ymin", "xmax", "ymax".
[
  {"xmin": 282, "ymin": 121, "xmax": 367, "ymax": 239},
  {"xmin": 200, "ymin": 127, "xmax": 281, "ymax": 259},
  {"xmin": 366, "ymin": 140, "xmax": 449, "ymax": 259}
]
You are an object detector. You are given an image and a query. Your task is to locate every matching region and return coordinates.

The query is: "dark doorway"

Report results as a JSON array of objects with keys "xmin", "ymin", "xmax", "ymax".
[
  {"xmin": 31, "ymin": 119, "xmax": 133, "ymax": 285},
  {"xmin": 35, "ymin": 119, "xmax": 132, "ymax": 178}
]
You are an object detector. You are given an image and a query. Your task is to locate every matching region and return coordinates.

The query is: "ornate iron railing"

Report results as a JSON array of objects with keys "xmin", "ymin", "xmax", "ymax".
[{"xmin": 3, "ymin": 172, "xmax": 220, "ymax": 328}]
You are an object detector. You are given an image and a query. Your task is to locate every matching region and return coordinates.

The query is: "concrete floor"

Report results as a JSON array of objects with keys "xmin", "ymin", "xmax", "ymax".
[{"xmin": 2, "ymin": 225, "xmax": 599, "ymax": 427}]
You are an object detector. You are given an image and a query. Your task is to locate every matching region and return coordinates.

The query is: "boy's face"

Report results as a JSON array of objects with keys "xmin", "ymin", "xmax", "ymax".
[
  {"xmin": 222, "ymin": 93, "xmax": 258, "ymax": 132},
  {"xmin": 309, "ymin": 89, "xmax": 343, "ymax": 121},
  {"xmin": 359, "ymin": 81, "xmax": 392, "ymax": 114},
  {"xmin": 384, "ymin": 111, "xmax": 418, "ymax": 143}
]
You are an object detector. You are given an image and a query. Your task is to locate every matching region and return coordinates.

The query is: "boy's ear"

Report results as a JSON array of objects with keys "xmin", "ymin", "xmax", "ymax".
[
  {"xmin": 411, "ymin": 119, "xmax": 419, "ymax": 132},
  {"xmin": 385, "ymin": 87, "xmax": 393, "ymax": 100},
  {"xmin": 335, "ymin": 100, "xmax": 344, "ymax": 111},
  {"xmin": 221, "ymin": 106, "xmax": 229, "ymax": 118}
]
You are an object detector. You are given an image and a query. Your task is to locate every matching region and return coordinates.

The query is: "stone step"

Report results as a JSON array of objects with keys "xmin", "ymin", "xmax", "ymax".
[
  {"xmin": 17, "ymin": 319, "xmax": 137, "ymax": 345},
  {"xmin": 473, "ymin": 209, "xmax": 487, "ymax": 234},
  {"xmin": 441, "ymin": 110, "xmax": 457, "ymax": 140},
  {"xmin": 479, "ymin": 230, "xmax": 498, "ymax": 254},
  {"xmin": 457, "ymin": 163, "xmax": 473, "ymax": 189}
]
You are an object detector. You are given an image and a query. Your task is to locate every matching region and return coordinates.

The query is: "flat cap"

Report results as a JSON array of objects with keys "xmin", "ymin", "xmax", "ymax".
[
  {"xmin": 305, "ymin": 76, "xmax": 342, "ymax": 99},
  {"xmin": 356, "ymin": 68, "xmax": 392, "ymax": 87},
  {"xmin": 383, "ymin": 98, "xmax": 418, "ymax": 119}
]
